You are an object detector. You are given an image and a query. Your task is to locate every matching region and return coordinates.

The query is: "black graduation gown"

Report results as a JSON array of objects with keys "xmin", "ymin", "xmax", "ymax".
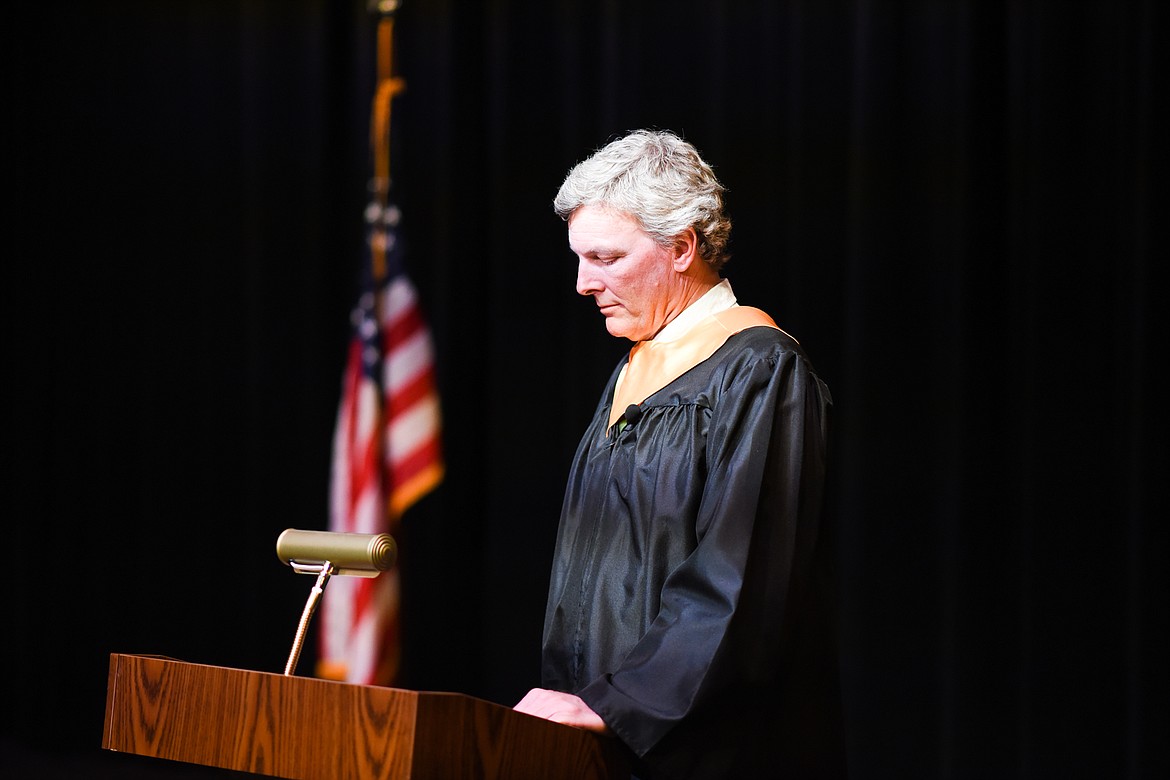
[{"xmin": 541, "ymin": 325, "xmax": 846, "ymax": 779}]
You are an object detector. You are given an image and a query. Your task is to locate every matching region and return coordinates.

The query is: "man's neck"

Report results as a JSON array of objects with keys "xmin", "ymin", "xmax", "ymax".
[{"xmin": 651, "ymin": 279, "xmax": 737, "ymax": 343}]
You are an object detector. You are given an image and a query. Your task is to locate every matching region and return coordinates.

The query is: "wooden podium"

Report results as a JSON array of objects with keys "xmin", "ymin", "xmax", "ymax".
[{"xmin": 102, "ymin": 653, "xmax": 629, "ymax": 779}]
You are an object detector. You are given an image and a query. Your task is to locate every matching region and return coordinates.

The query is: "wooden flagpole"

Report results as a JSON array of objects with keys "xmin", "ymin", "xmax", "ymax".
[{"xmin": 370, "ymin": 0, "xmax": 405, "ymax": 282}]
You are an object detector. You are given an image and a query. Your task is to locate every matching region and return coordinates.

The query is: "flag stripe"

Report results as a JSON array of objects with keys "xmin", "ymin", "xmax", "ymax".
[
  {"xmin": 387, "ymin": 369, "xmax": 439, "ymax": 420},
  {"xmin": 391, "ymin": 434, "xmax": 444, "ymax": 492},
  {"xmin": 387, "ymin": 395, "xmax": 442, "ymax": 464},
  {"xmin": 384, "ymin": 328, "xmax": 434, "ymax": 395}
]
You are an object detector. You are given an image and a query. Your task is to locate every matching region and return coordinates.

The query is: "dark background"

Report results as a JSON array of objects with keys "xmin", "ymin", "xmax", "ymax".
[{"xmin": 3, "ymin": 1, "xmax": 1165, "ymax": 777}]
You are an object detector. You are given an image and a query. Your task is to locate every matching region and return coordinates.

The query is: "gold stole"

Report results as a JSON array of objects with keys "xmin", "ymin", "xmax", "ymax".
[{"xmin": 608, "ymin": 306, "xmax": 781, "ymax": 429}]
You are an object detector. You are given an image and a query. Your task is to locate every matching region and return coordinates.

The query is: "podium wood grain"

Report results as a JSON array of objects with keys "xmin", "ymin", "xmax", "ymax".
[{"xmin": 102, "ymin": 653, "xmax": 628, "ymax": 779}]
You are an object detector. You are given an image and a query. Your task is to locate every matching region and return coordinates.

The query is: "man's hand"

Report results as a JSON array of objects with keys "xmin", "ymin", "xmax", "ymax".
[{"xmin": 514, "ymin": 688, "xmax": 609, "ymax": 733}]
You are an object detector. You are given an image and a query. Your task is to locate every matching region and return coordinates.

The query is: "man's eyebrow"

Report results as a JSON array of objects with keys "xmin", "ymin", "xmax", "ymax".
[{"xmin": 571, "ymin": 244, "xmax": 624, "ymax": 257}]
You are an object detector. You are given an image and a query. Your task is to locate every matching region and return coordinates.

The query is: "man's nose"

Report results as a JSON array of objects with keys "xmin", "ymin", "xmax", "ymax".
[{"xmin": 575, "ymin": 259, "xmax": 601, "ymax": 296}]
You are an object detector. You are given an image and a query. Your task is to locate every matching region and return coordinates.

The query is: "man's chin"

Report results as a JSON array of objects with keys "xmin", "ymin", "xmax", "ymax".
[{"xmin": 604, "ymin": 319, "xmax": 643, "ymax": 342}]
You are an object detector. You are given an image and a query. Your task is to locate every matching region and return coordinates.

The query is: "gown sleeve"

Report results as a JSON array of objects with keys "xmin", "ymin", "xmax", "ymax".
[{"xmin": 574, "ymin": 334, "xmax": 832, "ymax": 760}]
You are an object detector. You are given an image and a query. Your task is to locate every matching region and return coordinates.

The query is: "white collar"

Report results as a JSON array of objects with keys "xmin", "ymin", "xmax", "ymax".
[{"xmin": 652, "ymin": 279, "xmax": 738, "ymax": 343}]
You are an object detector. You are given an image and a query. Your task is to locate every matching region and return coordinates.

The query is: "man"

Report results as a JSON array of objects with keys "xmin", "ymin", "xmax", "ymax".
[{"xmin": 515, "ymin": 130, "xmax": 845, "ymax": 778}]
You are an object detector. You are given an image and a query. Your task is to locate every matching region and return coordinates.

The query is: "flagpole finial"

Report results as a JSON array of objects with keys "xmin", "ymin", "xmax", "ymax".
[{"xmin": 369, "ymin": 0, "xmax": 400, "ymax": 16}]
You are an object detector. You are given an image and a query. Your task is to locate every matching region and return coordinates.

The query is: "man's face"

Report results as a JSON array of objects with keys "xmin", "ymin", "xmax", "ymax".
[{"xmin": 569, "ymin": 205, "xmax": 680, "ymax": 342}]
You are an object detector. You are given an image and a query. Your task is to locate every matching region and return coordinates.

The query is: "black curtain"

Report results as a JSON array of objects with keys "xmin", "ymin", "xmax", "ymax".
[{"xmin": 3, "ymin": 1, "xmax": 1164, "ymax": 777}]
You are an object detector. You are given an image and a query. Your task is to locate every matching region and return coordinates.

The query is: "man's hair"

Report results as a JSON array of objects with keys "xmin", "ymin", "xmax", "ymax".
[{"xmin": 553, "ymin": 129, "xmax": 731, "ymax": 270}]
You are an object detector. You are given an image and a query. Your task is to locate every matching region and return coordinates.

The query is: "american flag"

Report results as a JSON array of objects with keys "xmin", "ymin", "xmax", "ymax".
[{"xmin": 318, "ymin": 196, "xmax": 444, "ymax": 686}]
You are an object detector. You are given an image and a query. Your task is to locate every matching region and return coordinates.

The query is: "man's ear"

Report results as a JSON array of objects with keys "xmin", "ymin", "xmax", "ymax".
[{"xmin": 670, "ymin": 228, "xmax": 700, "ymax": 272}]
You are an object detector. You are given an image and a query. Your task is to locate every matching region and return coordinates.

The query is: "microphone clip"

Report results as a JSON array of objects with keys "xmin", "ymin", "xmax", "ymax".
[{"xmin": 615, "ymin": 403, "xmax": 644, "ymax": 435}]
